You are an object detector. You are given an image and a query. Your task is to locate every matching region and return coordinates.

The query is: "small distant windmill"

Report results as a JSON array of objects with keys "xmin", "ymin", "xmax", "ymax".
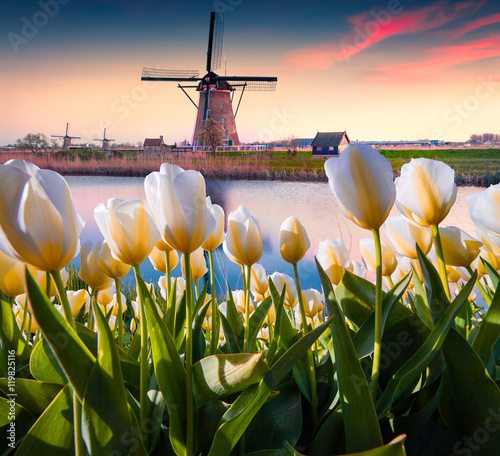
[
  {"xmin": 94, "ymin": 128, "xmax": 115, "ymax": 151},
  {"xmin": 51, "ymin": 123, "xmax": 80, "ymax": 150},
  {"xmin": 141, "ymin": 12, "xmax": 277, "ymax": 146}
]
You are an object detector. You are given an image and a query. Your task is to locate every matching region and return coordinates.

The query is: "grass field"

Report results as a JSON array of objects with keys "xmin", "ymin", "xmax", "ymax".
[{"xmin": 1, "ymin": 148, "xmax": 499, "ymax": 186}]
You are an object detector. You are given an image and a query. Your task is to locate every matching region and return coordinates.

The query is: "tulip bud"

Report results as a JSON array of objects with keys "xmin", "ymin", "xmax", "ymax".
[
  {"xmin": 250, "ymin": 263, "xmax": 269, "ymax": 301},
  {"xmin": 96, "ymin": 282, "xmax": 116, "ymax": 306},
  {"xmin": 324, "ymin": 144, "xmax": 395, "ymax": 231},
  {"xmin": 279, "ymin": 216, "xmax": 311, "ymax": 264},
  {"xmin": 360, "ymin": 238, "xmax": 397, "ymax": 277},
  {"xmin": 66, "ymin": 289, "xmax": 91, "ymax": 317},
  {"xmin": 0, "ymin": 160, "xmax": 84, "ymax": 271},
  {"xmin": 348, "ymin": 260, "xmax": 366, "ymax": 279},
  {"xmin": 202, "ymin": 197, "xmax": 225, "ymax": 252},
  {"xmin": 149, "ymin": 246, "xmax": 179, "ymax": 273},
  {"xmin": 79, "ymin": 241, "xmax": 114, "ymax": 291},
  {"xmin": 439, "ymin": 226, "xmax": 482, "ymax": 267},
  {"xmin": 181, "ymin": 247, "xmax": 208, "ymax": 281},
  {"xmin": 144, "ymin": 164, "xmax": 215, "ymax": 254},
  {"xmin": 98, "ymin": 241, "xmax": 131, "ymax": 280},
  {"xmin": 301, "ymin": 289, "xmax": 324, "ymax": 318},
  {"xmin": 384, "ymin": 215, "xmax": 432, "ymax": 259},
  {"xmin": 269, "ymin": 272, "xmax": 298, "ymax": 309},
  {"xmin": 316, "ymin": 238, "xmax": 351, "ymax": 285},
  {"xmin": 224, "ymin": 206, "xmax": 263, "ymax": 266},
  {"xmin": 395, "ymin": 158, "xmax": 457, "ymax": 227},
  {"xmin": 94, "ymin": 198, "xmax": 160, "ymax": 266},
  {"xmin": 0, "ymin": 250, "xmax": 25, "ymax": 298}
]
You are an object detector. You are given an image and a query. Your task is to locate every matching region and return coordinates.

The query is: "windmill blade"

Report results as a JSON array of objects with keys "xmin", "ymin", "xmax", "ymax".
[
  {"xmin": 69, "ymin": 136, "xmax": 81, "ymax": 139},
  {"xmin": 218, "ymin": 76, "xmax": 277, "ymax": 91},
  {"xmin": 206, "ymin": 12, "xmax": 224, "ymax": 72},
  {"xmin": 141, "ymin": 67, "xmax": 200, "ymax": 81}
]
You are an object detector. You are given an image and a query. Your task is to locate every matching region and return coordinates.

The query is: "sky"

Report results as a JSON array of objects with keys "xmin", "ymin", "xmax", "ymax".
[{"xmin": 1, "ymin": 0, "xmax": 499, "ymax": 145}]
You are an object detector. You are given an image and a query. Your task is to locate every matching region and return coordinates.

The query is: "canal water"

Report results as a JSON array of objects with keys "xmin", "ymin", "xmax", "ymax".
[{"xmin": 67, "ymin": 176, "xmax": 481, "ymax": 295}]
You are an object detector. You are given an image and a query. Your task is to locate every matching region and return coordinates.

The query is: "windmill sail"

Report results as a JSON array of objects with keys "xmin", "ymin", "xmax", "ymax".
[
  {"xmin": 141, "ymin": 68, "xmax": 200, "ymax": 81},
  {"xmin": 206, "ymin": 12, "xmax": 224, "ymax": 72}
]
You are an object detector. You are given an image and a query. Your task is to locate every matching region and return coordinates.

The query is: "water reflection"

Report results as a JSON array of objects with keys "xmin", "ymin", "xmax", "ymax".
[{"xmin": 67, "ymin": 176, "xmax": 481, "ymax": 295}]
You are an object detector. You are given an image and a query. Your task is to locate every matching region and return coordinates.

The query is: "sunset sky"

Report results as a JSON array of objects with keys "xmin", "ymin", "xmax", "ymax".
[{"xmin": 1, "ymin": 0, "xmax": 499, "ymax": 145}]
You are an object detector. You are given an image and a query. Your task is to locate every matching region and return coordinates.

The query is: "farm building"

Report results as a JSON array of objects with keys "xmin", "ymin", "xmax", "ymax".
[
  {"xmin": 144, "ymin": 136, "xmax": 166, "ymax": 154},
  {"xmin": 312, "ymin": 131, "xmax": 350, "ymax": 156}
]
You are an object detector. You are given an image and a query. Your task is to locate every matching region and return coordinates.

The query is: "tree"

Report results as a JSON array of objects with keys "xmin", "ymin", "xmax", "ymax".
[
  {"xmin": 15, "ymin": 133, "xmax": 52, "ymax": 154},
  {"xmin": 198, "ymin": 118, "xmax": 224, "ymax": 158}
]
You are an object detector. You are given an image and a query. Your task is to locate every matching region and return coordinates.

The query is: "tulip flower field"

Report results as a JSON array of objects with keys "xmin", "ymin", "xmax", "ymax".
[{"xmin": 0, "ymin": 144, "xmax": 500, "ymax": 456}]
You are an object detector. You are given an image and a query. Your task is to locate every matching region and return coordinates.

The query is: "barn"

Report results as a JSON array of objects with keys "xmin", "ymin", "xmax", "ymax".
[
  {"xmin": 144, "ymin": 136, "xmax": 165, "ymax": 154},
  {"xmin": 311, "ymin": 131, "xmax": 350, "ymax": 156}
]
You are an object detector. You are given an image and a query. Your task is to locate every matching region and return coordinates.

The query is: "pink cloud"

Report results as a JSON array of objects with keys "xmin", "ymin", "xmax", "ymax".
[
  {"xmin": 283, "ymin": 0, "xmax": 484, "ymax": 69},
  {"xmin": 452, "ymin": 12, "xmax": 500, "ymax": 37},
  {"xmin": 364, "ymin": 36, "xmax": 500, "ymax": 83}
]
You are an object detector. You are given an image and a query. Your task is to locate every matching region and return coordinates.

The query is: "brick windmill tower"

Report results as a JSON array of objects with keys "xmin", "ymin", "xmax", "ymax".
[
  {"xmin": 51, "ymin": 123, "xmax": 80, "ymax": 150},
  {"xmin": 141, "ymin": 12, "xmax": 277, "ymax": 146}
]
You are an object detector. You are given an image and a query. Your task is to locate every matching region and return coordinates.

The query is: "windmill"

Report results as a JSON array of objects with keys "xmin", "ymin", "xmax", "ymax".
[
  {"xmin": 141, "ymin": 12, "xmax": 277, "ymax": 147},
  {"xmin": 94, "ymin": 128, "xmax": 115, "ymax": 151},
  {"xmin": 51, "ymin": 123, "xmax": 80, "ymax": 150}
]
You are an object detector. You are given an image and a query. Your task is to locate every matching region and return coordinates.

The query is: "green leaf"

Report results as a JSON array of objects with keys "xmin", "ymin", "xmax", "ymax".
[
  {"xmin": 264, "ymin": 315, "xmax": 333, "ymax": 391},
  {"xmin": 219, "ymin": 310, "xmax": 242, "ymax": 353},
  {"xmin": 412, "ymin": 270, "xmax": 434, "ymax": 329},
  {"xmin": 245, "ymin": 382, "xmax": 302, "ymax": 453},
  {"xmin": 316, "ymin": 258, "xmax": 383, "ymax": 454},
  {"xmin": 25, "ymin": 268, "xmax": 95, "ymax": 401},
  {"xmin": 0, "ymin": 396, "xmax": 36, "ymax": 453},
  {"xmin": 376, "ymin": 271, "xmax": 477, "ymax": 417},
  {"xmin": 472, "ymin": 283, "xmax": 500, "ymax": 377},
  {"xmin": 14, "ymin": 384, "xmax": 74, "ymax": 456},
  {"xmin": 353, "ymin": 273, "xmax": 412, "ymax": 359},
  {"xmin": 30, "ymin": 337, "xmax": 68, "ymax": 385},
  {"xmin": 81, "ymin": 299, "xmax": 133, "ymax": 455},
  {"xmin": 268, "ymin": 280, "xmax": 312, "ymax": 403},
  {"xmin": 416, "ymin": 244, "xmax": 450, "ymax": 321},
  {"xmin": 0, "ymin": 296, "xmax": 30, "ymax": 372},
  {"xmin": 392, "ymin": 379, "xmax": 441, "ymax": 454},
  {"xmin": 0, "ymin": 378, "xmax": 62, "ymax": 417},
  {"xmin": 192, "ymin": 353, "xmax": 269, "ymax": 405},
  {"xmin": 237, "ymin": 296, "xmax": 273, "ymax": 352},
  {"xmin": 226, "ymin": 283, "xmax": 245, "ymax": 338},
  {"xmin": 208, "ymin": 381, "xmax": 272, "ymax": 456},
  {"xmin": 335, "ymin": 271, "xmax": 377, "ymax": 328},
  {"xmin": 197, "ymin": 401, "xmax": 229, "ymax": 456},
  {"xmin": 439, "ymin": 328, "xmax": 500, "ymax": 454},
  {"xmin": 481, "ymin": 257, "xmax": 500, "ymax": 289},
  {"xmin": 192, "ymin": 299, "xmax": 211, "ymax": 364},
  {"xmin": 141, "ymin": 277, "xmax": 188, "ymax": 456}
]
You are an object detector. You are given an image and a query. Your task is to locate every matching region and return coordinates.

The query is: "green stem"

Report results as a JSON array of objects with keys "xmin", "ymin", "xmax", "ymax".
[
  {"xmin": 88, "ymin": 289, "xmax": 97, "ymax": 331},
  {"xmin": 115, "ymin": 279, "xmax": 124, "ymax": 348},
  {"xmin": 387, "ymin": 276, "xmax": 395, "ymax": 289},
  {"xmin": 184, "ymin": 253, "xmax": 194, "ymax": 456},
  {"xmin": 8, "ymin": 296, "xmax": 14, "ymax": 306},
  {"xmin": 293, "ymin": 262, "xmax": 318, "ymax": 425},
  {"xmin": 165, "ymin": 251, "xmax": 171, "ymax": 307},
  {"xmin": 430, "ymin": 225, "xmax": 452, "ymax": 301},
  {"xmin": 20, "ymin": 297, "xmax": 29, "ymax": 340},
  {"xmin": 133, "ymin": 264, "xmax": 149, "ymax": 438},
  {"xmin": 209, "ymin": 250, "xmax": 218, "ymax": 355},
  {"xmin": 243, "ymin": 265, "xmax": 252, "ymax": 353},
  {"xmin": 50, "ymin": 269, "xmax": 75, "ymax": 330},
  {"xmin": 467, "ymin": 266, "xmax": 492, "ymax": 306},
  {"xmin": 45, "ymin": 272, "xmax": 51, "ymax": 298},
  {"xmin": 370, "ymin": 229, "xmax": 383, "ymax": 400},
  {"xmin": 74, "ymin": 393, "xmax": 87, "ymax": 456}
]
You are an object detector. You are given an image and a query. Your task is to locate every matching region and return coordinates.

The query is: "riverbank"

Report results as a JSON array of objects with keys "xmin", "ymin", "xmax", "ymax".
[{"xmin": 2, "ymin": 148, "xmax": 499, "ymax": 186}]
